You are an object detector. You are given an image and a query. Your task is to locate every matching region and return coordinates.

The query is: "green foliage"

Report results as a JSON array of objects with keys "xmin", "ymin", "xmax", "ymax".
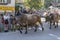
[{"xmin": 23, "ymin": 0, "xmax": 43, "ymax": 10}]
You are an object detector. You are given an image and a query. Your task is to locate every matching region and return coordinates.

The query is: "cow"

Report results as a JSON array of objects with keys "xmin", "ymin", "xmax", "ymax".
[
  {"xmin": 44, "ymin": 12, "xmax": 59, "ymax": 29},
  {"xmin": 49, "ymin": 14, "xmax": 59, "ymax": 29},
  {"xmin": 17, "ymin": 14, "xmax": 44, "ymax": 34}
]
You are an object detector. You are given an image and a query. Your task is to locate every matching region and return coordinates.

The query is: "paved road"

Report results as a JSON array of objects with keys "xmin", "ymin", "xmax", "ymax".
[{"xmin": 0, "ymin": 18, "xmax": 60, "ymax": 40}]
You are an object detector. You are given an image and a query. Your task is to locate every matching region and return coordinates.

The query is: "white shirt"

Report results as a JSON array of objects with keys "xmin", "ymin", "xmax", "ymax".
[{"xmin": 3, "ymin": 15, "xmax": 10, "ymax": 20}]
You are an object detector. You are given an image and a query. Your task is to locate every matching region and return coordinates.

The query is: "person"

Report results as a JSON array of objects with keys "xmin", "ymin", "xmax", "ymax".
[
  {"xmin": 0, "ymin": 14, "xmax": 4, "ymax": 32},
  {"xmin": 16, "ymin": 7, "xmax": 22, "ymax": 16},
  {"xmin": 22, "ymin": 8, "xmax": 28, "ymax": 14},
  {"xmin": 3, "ymin": 11, "xmax": 10, "ymax": 32},
  {"xmin": 48, "ymin": 3, "xmax": 54, "ymax": 16},
  {"xmin": 10, "ymin": 15, "xmax": 16, "ymax": 31}
]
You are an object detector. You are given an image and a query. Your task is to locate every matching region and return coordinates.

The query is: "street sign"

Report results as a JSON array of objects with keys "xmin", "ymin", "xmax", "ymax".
[{"xmin": 0, "ymin": 6, "xmax": 15, "ymax": 10}]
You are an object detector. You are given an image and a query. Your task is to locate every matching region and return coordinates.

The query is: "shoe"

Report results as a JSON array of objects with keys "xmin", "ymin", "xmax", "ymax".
[{"xmin": 4, "ymin": 30, "xmax": 8, "ymax": 32}]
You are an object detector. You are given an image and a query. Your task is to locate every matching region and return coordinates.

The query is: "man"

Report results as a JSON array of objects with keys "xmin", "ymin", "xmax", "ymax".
[
  {"xmin": 48, "ymin": 3, "xmax": 54, "ymax": 15},
  {"xmin": 16, "ymin": 7, "xmax": 22, "ymax": 16},
  {"xmin": 22, "ymin": 8, "xmax": 28, "ymax": 14}
]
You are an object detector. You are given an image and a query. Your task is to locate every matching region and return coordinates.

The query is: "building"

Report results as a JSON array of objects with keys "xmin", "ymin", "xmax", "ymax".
[{"xmin": 0, "ymin": 0, "xmax": 15, "ymax": 15}]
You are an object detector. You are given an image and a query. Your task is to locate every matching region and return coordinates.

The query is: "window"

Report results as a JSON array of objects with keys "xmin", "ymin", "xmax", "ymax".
[{"xmin": 0, "ymin": 0, "xmax": 11, "ymax": 4}]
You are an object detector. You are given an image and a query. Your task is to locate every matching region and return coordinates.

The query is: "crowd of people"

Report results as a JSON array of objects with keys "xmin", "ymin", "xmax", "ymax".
[{"xmin": 0, "ymin": 11, "xmax": 18, "ymax": 32}]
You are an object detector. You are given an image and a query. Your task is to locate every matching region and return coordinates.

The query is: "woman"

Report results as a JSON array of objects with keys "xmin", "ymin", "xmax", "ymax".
[{"xmin": 3, "ymin": 11, "xmax": 10, "ymax": 32}]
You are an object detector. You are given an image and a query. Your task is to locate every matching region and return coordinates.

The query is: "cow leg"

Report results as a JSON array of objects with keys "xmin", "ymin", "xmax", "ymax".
[
  {"xmin": 56, "ymin": 21, "xmax": 58, "ymax": 28},
  {"xmin": 54, "ymin": 25, "xmax": 56, "ymax": 28},
  {"xmin": 25, "ymin": 23, "xmax": 28, "ymax": 34},
  {"xmin": 57, "ymin": 21, "xmax": 58, "ymax": 28},
  {"xmin": 49, "ymin": 21, "xmax": 52, "ymax": 29},
  {"xmin": 56, "ymin": 14, "xmax": 58, "ymax": 28},
  {"xmin": 53, "ymin": 21, "xmax": 58, "ymax": 28},
  {"xmin": 53, "ymin": 21, "xmax": 55, "ymax": 25},
  {"xmin": 40, "ymin": 22, "xmax": 44, "ymax": 31},
  {"xmin": 19, "ymin": 25, "xmax": 22, "ymax": 34},
  {"xmin": 21, "ymin": 25, "xmax": 24, "ymax": 30},
  {"xmin": 53, "ymin": 21, "xmax": 56, "ymax": 28},
  {"xmin": 34, "ymin": 25, "xmax": 38, "ymax": 32},
  {"xmin": 20, "ymin": 28, "xmax": 22, "ymax": 34},
  {"xmin": 25, "ymin": 26, "xmax": 28, "ymax": 34}
]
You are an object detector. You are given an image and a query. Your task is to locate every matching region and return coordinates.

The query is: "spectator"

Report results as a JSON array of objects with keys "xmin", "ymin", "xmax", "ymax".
[
  {"xmin": 0, "ymin": 14, "xmax": 4, "ymax": 32},
  {"xmin": 48, "ymin": 3, "xmax": 55, "ymax": 16},
  {"xmin": 22, "ymin": 8, "xmax": 28, "ymax": 13},
  {"xmin": 10, "ymin": 15, "xmax": 16, "ymax": 31},
  {"xmin": 3, "ymin": 11, "xmax": 10, "ymax": 32},
  {"xmin": 16, "ymin": 7, "xmax": 22, "ymax": 16}
]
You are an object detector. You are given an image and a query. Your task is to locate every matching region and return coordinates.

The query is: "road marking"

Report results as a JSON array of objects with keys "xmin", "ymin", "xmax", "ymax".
[{"xmin": 49, "ymin": 34, "xmax": 60, "ymax": 40}]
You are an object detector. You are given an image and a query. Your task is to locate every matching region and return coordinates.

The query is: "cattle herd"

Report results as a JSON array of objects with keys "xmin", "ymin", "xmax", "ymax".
[{"xmin": 10, "ymin": 13, "xmax": 60, "ymax": 34}]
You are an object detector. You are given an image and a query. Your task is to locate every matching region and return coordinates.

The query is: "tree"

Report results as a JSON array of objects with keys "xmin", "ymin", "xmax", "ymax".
[
  {"xmin": 23, "ymin": 0, "xmax": 43, "ymax": 10},
  {"xmin": 44, "ymin": 0, "xmax": 56, "ymax": 8}
]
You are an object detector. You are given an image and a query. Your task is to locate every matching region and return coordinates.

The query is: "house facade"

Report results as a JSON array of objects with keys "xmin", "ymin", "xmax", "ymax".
[{"xmin": 0, "ymin": 0, "xmax": 15, "ymax": 15}]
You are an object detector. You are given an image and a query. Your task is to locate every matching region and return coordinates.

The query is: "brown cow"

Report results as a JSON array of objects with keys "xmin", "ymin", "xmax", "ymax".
[
  {"xmin": 17, "ymin": 14, "xmax": 44, "ymax": 34},
  {"xmin": 45, "ymin": 13, "xmax": 59, "ymax": 29}
]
